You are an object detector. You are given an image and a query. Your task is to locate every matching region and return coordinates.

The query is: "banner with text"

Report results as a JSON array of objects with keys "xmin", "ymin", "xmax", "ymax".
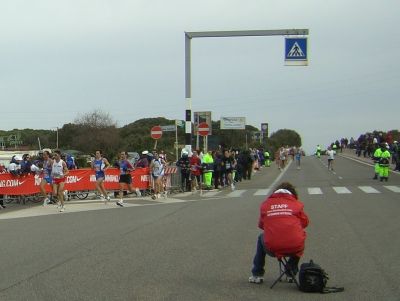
[{"xmin": 220, "ymin": 117, "xmax": 246, "ymax": 130}]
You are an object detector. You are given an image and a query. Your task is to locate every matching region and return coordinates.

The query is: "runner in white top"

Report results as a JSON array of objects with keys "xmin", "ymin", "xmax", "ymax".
[
  {"xmin": 326, "ymin": 146, "xmax": 336, "ymax": 171},
  {"xmin": 51, "ymin": 150, "xmax": 69, "ymax": 212},
  {"xmin": 150, "ymin": 152, "xmax": 166, "ymax": 199}
]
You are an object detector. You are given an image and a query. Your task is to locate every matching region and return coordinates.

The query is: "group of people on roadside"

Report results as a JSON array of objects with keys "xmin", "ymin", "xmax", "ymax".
[
  {"xmin": 331, "ymin": 131, "xmax": 400, "ymax": 176},
  {"xmin": 175, "ymin": 147, "xmax": 274, "ymax": 192}
]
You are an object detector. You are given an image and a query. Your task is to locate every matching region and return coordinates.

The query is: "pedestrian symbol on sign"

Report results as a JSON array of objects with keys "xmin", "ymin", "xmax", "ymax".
[{"xmin": 287, "ymin": 42, "xmax": 305, "ymax": 57}]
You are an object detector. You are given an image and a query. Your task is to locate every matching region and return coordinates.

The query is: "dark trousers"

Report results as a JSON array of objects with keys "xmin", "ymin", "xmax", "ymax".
[
  {"xmin": 180, "ymin": 170, "xmax": 191, "ymax": 191},
  {"xmin": 244, "ymin": 165, "xmax": 252, "ymax": 180},
  {"xmin": 251, "ymin": 234, "xmax": 300, "ymax": 276},
  {"xmin": 214, "ymin": 171, "xmax": 221, "ymax": 189},
  {"xmin": 235, "ymin": 165, "xmax": 243, "ymax": 182}
]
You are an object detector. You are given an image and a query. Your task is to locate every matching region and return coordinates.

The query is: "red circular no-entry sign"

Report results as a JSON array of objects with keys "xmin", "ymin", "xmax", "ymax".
[
  {"xmin": 198, "ymin": 122, "xmax": 210, "ymax": 136},
  {"xmin": 151, "ymin": 126, "xmax": 162, "ymax": 139}
]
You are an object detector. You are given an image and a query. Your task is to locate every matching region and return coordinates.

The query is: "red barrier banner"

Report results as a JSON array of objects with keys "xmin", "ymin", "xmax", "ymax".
[{"xmin": 0, "ymin": 168, "xmax": 150, "ymax": 195}]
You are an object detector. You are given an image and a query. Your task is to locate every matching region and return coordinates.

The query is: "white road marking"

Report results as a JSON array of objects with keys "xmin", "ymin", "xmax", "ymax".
[
  {"xmin": 151, "ymin": 197, "xmax": 187, "ymax": 203},
  {"xmin": 265, "ymin": 160, "xmax": 293, "ymax": 197},
  {"xmin": 254, "ymin": 189, "xmax": 271, "ymax": 196},
  {"xmin": 201, "ymin": 190, "xmax": 222, "ymax": 197},
  {"xmin": 333, "ymin": 187, "xmax": 351, "ymax": 194},
  {"xmin": 226, "ymin": 190, "xmax": 246, "ymax": 198},
  {"xmin": 358, "ymin": 186, "xmax": 380, "ymax": 193},
  {"xmin": 383, "ymin": 186, "xmax": 400, "ymax": 193},
  {"xmin": 308, "ymin": 187, "xmax": 323, "ymax": 195}
]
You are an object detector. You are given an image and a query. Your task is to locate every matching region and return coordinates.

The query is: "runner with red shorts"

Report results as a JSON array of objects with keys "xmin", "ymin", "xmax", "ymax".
[{"xmin": 51, "ymin": 150, "xmax": 69, "ymax": 212}]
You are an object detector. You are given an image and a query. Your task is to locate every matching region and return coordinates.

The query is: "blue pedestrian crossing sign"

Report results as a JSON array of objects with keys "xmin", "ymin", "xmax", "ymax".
[{"xmin": 285, "ymin": 37, "xmax": 308, "ymax": 66}]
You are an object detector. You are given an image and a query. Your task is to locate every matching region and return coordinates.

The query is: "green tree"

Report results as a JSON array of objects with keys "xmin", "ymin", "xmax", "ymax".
[
  {"xmin": 267, "ymin": 129, "xmax": 302, "ymax": 156},
  {"xmin": 60, "ymin": 109, "xmax": 120, "ymax": 158},
  {"xmin": 120, "ymin": 118, "xmax": 183, "ymax": 155}
]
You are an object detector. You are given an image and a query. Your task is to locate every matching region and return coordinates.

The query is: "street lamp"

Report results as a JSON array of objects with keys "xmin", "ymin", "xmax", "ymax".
[{"xmin": 52, "ymin": 127, "xmax": 59, "ymax": 149}]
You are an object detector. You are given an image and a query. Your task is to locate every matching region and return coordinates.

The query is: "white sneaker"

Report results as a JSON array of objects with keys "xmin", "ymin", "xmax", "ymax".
[
  {"xmin": 116, "ymin": 200, "xmax": 124, "ymax": 207},
  {"xmin": 59, "ymin": 206, "xmax": 65, "ymax": 212},
  {"xmin": 156, "ymin": 193, "xmax": 161, "ymax": 199},
  {"xmin": 106, "ymin": 196, "xmax": 111, "ymax": 202},
  {"xmin": 43, "ymin": 198, "xmax": 49, "ymax": 206},
  {"xmin": 135, "ymin": 188, "xmax": 142, "ymax": 197},
  {"xmin": 248, "ymin": 275, "xmax": 264, "ymax": 284}
]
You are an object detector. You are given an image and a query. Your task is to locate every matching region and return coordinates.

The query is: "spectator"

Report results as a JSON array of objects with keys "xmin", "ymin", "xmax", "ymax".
[
  {"xmin": 201, "ymin": 150, "xmax": 214, "ymax": 190},
  {"xmin": 222, "ymin": 149, "xmax": 235, "ymax": 190},
  {"xmin": 20, "ymin": 154, "xmax": 32, "ymax": 175},
  {"xmin": 8, "ymin": 155, "xmax": 22, "ymax": 176},
  {"xmin": 189, "ymin": 150, "xmax": 202, "ymax": 191},
  {"xmin": 135, "ymin": 151, "xmax": 149, "ymax": 168},
  {"xmin": 213, "ymin": 151, "xmax": 223, "ymax": 189},
  {"xmin": 65, "ymin": 153, "xmax": 77, "ymax": 170},
  {"xmin": 0, "ymin": 164, "xmax": 6, "ymax": 208},
  {"xmin": 394, "ymin": 141, "xmax": 400, "ymax": 171},
  {"xmin": 242, "ymin": 150, "xmax": 253, "ymax": 180},
  {"xmin": 159, "ymin": 149, "xmax": 167, "ymax": 163},
  {"xmin": 177, "ymin": 150, "xmax": 191, "ymax": 192},
  {"xmin": 0, "ymin": 195, "xmax": 5, "ymax": 209}
]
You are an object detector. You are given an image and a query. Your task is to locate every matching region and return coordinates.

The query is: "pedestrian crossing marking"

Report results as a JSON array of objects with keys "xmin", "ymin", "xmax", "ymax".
[
  {"xmin": 333, "ymin": 187, "xmax": 352, "ymax": 194},
  {"xmin": 358, "ymin": 186, "xmax": 380, "ymax": 194},
  {"xmin": 201, "ymin": 190, "xmax": 221, "ymax": 197},
  {"xmin": 308, "ymin": 188, "xmax": 323, "ymax": 195},
  {"xmin": 383, "ymin": 186, "xmax": 400, "ymax": 193},
  {"xmin": 3, "ymin": 184, "xmax": 400, "ymax": 220},
  {"xmin": 226, "ymin": 190, "xmax": 246, "ymax": 198},
  {"xmin": 254, "ymin": 189, "xmax": 271, "ymax": 196}
]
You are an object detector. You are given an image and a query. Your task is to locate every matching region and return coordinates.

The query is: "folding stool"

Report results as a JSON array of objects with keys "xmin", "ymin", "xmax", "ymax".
[{"xmin": 270, "ymin": 255, "xmax": 300, "ymax": 289}]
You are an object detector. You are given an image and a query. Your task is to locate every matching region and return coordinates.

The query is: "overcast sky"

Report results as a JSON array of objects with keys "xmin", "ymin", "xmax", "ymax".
[{"xmin": 1, "ymin": 0, "xmax": 399, "ymax": 153}]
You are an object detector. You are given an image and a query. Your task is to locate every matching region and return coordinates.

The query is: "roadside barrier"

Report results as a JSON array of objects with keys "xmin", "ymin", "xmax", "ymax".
[
  {"xmin": 0, "ymin": 168, "xmax": 151, "ymax": 196},
  {"xmin": 164, "ymin": 166, "xmax": 181, "ymax": 193}
]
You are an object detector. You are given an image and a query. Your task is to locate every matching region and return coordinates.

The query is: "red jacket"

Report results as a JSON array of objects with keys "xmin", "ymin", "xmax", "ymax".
[
  {"xmin": 189, "ymin": 156, "xmax": 202, "ymax": 176},
  {"xmin": 258, "ymin": 191, "xmax": 309, "ymax": 257}
]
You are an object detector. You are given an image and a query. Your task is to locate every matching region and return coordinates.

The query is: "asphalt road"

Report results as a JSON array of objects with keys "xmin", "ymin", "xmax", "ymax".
[{"xmin": 0, "ymin": 155, "xmax": 399, "ymax": 301}]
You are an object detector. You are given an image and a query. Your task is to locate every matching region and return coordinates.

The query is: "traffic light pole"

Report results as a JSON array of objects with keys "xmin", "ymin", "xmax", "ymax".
[{"xmin": 184, "ymin": 29, "xmax": 309, "ymax": 151}]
